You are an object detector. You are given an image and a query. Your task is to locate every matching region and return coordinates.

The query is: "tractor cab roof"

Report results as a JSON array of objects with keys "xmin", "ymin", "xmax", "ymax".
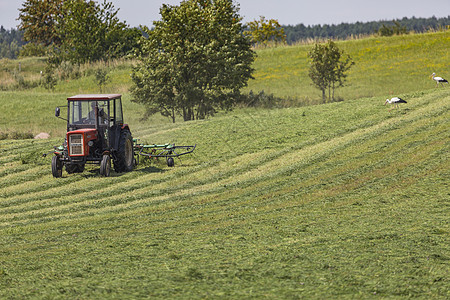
[{"xmin": 67, "ymin": 94, "xmax": 122, "ymax": 101}]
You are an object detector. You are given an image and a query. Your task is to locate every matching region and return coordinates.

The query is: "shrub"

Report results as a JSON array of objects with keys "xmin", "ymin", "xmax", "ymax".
[{"xmin": 239, "ymin": 90, "xmax": 283, "ymax": 108}]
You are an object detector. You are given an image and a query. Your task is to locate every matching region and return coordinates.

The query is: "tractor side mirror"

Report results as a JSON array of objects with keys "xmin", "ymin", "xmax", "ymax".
[{"xmin": 54, "ymin": 106, "xmax": 67, "ymax": 121}]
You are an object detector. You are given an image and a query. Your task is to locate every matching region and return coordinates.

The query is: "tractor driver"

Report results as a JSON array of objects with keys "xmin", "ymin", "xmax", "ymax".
[{"xmin": 87, "ymin": 101, "xmax": 108, "ymax": 125}]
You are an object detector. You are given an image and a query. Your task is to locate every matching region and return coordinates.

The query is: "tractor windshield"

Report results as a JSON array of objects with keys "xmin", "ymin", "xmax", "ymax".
[{"xmin": 69, "ymin": 100, "xmax": 109, "ymax": 125}]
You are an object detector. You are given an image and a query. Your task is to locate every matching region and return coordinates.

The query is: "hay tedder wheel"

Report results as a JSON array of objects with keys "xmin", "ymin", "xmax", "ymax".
[
  {"xmin": 167, "ymin": 157, "xmax": 174, "ymax": 167},
  {"xmin": 51, "ymin": 156, "xmax": 63, "ymax": 178}
]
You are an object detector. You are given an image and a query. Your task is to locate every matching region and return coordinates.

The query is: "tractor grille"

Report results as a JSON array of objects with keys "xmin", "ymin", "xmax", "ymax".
[
  {"xmin": 70, "ymin": 135, "xmax": 82, "ymax": 144},
  {"xmin": 69, "ymin": 134, "xmax": 84, "ymax": 155}
]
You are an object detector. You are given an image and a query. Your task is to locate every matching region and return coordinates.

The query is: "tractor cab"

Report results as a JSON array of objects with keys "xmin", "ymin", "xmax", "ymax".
[
  {"xmin": 52, "ymin": 94, "xmax": 134, "ymax": 177},
  {"xmin": 64, "ymin": 94, "xmax": 124, "ymax": 129}
]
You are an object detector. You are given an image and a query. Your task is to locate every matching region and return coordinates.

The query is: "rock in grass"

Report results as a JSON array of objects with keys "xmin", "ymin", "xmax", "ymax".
[{"xmin": 34, "ymin": 132, "xmax": 50, "ymax": 139}]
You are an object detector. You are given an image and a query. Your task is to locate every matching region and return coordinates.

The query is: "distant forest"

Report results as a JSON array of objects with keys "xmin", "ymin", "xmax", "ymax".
[
  {"xmin": 0, "ymin": 26, "xmax": 25, "ymax": 59},
  {"xmin": 283, "ymin": 16, "xmax": 450, "ymax": 43},
  {"xmin": 1, "ymin": 16, "xmax": 449, "ymax": 59}
]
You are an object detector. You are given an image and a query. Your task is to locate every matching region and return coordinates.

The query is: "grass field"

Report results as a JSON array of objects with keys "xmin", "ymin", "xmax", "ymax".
[
  {"xmin": 0, "ymin": 32, "xmax": 449, "ymax": 298},
  {"xmin": 248, "ymin": 31, "xmax": 450, "ymax": 102},
  {"xmin": 1, "ymin": 87, "xmax": 449, "ymax": 298}
]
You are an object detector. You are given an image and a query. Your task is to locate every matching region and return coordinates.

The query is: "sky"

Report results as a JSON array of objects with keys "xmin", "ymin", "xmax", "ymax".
[{"xmin": 1, "ymin": 0, "xmax": 449, "ymax": 29}]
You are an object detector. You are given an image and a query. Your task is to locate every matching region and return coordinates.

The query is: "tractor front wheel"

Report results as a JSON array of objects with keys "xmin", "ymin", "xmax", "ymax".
[
  {"xmin": 52, "ymin": 156, "xmax": 63, "ymax": 178},
  {"xmin": 100, "ymin": 154, "xmax": 111, "ymax": 177}
]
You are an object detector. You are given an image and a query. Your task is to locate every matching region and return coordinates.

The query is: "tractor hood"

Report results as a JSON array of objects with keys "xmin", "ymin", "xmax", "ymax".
[
  {"xmin": 67, "ymin": 129, "xmax": 98, "ymax": 157},
  {"xmin": 67, "ymin": 128, "xmax": 98, "ymax": 139}
]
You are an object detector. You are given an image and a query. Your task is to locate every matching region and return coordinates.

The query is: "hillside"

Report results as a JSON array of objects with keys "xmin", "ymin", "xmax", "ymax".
[
  {"xmin": 1, "ymin": 31, "xmax": 449, "ymax": 118},
  {"xmin": 0, "ymin": 86, "xmax": 448, "ymax": 297},
  {"xmin": 248, "ymin": 31, "xmax": 450, "ymax": 102},
  {"xmin": 1, "ymin": 31, "xmax": 449, "ymax": 298}
]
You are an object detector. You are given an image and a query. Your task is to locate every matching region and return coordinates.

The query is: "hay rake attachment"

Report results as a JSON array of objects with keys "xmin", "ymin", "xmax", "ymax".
[{"xmin": 133, "ymin": 140, "xmax": 196, "ymax": 167}]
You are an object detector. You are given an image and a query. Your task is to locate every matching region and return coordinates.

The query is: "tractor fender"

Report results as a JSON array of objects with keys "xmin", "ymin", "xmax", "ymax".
[{"xmin": 111, "ymin": 125, "xmax": 131, "ymax": 153}]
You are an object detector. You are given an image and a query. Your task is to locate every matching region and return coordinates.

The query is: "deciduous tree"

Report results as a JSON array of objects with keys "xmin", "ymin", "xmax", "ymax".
[
  {"xmin": 54, "ymin": 0, "xmax": 130, "ymax": 64},
  {"xmin": 18, "ymin": 0, "xmax": 63, "ymax": 46},
  {"xmin": 19, "ymin": 0, "xmax": 139, "ymax": 64},
  {"xmin": 378, "ymin": 20, "xmax": 408, "ymax": 36},
  {"xmin": 246, "ymin": 16, "xmax": 286, "ymax": 46},
  {"xmin": 308, "ymin": 40, "xmax": 354, "ymax": 102},
  {"xmin": 131, "ymin": 0, "xmax": 255, "ymax": 122}
]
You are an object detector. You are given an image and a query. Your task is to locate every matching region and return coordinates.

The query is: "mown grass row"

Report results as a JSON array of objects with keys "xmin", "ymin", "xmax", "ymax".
[
  {"xmin": 1, "ymin": 89, "xmax": 447, "ymax": 226},
  {"xmin": 1, "ymin": 89, "xmax": 444, "ymax": 222},
  {"xmin": 0, "ymin": 89, "xmax": 448, "ymax": 298}
]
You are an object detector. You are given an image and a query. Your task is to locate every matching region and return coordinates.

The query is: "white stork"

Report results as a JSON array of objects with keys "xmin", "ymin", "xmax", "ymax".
[
  {"xmin": 431, "ymin": 73, "xmax": 448, "ymax": 87},
  {"xmin": 385, "ymin": 97, "xmax": 407, "ymax": 110}
]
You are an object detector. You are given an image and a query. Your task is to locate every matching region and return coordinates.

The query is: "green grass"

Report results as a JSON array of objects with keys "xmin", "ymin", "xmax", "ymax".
[
  {"xmin": 0, "ymin": 57, "xmax": 47, "ymax": 88},
  {"xmin": 247, "ymin": 31, "xmax": 450, "ymax": 102},
  {"xmin": 0, "ymin": 32, "xmax": 449, "ymax": 298},
  {"xmin": 0, "ymin": 88, "xmax": 448, "ymax": 298},
  {"xmin": 1, "ymin": 31, "xmax": 448, "ymax": 105}
]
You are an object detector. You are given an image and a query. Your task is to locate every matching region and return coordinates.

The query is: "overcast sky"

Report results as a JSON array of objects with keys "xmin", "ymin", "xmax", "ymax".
[{"xmin": 1, "ymin": 0, "xmax": 449, "ymax": 29}]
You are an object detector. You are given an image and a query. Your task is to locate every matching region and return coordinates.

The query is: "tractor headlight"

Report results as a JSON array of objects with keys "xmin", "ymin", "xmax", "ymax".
[{"xmin": 88, "ymin": 140, "xmax": 94, "ymax": 147}]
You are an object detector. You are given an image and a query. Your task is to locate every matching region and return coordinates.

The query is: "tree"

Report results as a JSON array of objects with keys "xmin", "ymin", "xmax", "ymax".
[
  {"xmin": 245, "ymin": 16, "xmax": 286, "ymax": 46},
  {"xmin": 18, "ymin": 0, "xmax": 63, "ymax": 46},
  {"xmin": 95, "ymin": 67, "xmax": 110, "ymax": 93},
  {"xmin": 308, "ymin": 40, "xmax": 354, "ymax": 102},
  {"xmin": 42, "ymin": 64, "xmax": 57, "ymax": 91},
  {"xmin": 130, "ymin": 0, "xmax": 255, "ymax": 122},
  {"xmin": 19, "ymin": 0, "xmax": 139, "ymax": 64},
  {"xmin": 53, "ymin": 0, "xmax": 130, "ymax": 64},
  {"xmin": 19, "ymin": 42, "xmax": 47, "ymax": 57},
  {"xmin": 0, "ymin": 27, "xmax": 26, "ymax": 59},
  {"xmin": 378, "ymin": 20, "xmax": 408, "ymax": 36}
]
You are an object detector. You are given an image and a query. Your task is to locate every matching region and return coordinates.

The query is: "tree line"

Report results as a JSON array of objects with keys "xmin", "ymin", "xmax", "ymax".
[
  {"xmin": 0, "ymin": 26, "xmax": 26, "ymax": 59},
  {"xmin": 2, "ymin": 15, "xmax": 449, "ymax": 59},
  {"xmin": 283, "ymin": 16, "xmax": 450, "ymax": 43}
]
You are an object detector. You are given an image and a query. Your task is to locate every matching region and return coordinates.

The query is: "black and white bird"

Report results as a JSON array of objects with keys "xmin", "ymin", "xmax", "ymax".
[
  {"xmin": 431, "ymin": 73, "xmax": 448, "ymax": 87},
  {"xmin": 385, "ymin": 97, "xmax": 407, "ymax": 110}
]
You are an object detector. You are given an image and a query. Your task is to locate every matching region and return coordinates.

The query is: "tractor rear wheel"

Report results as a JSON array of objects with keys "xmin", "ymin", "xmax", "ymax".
[
  {"xmin": 52, "ymin": 156, "xmax": 63, "ymax": 178},
  {"xmin": 114, "ymin": 130, "xmax": 134, "ymax": 173},
  {"xmin": 100, "ymin": 154, "xmax": 111, "ymax": 177}
]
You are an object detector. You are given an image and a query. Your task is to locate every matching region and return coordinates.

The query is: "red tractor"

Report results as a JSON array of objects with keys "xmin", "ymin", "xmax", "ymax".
[{"xmin": 52, "ymin": 94, "xmax": 134, "ymax": 177}]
